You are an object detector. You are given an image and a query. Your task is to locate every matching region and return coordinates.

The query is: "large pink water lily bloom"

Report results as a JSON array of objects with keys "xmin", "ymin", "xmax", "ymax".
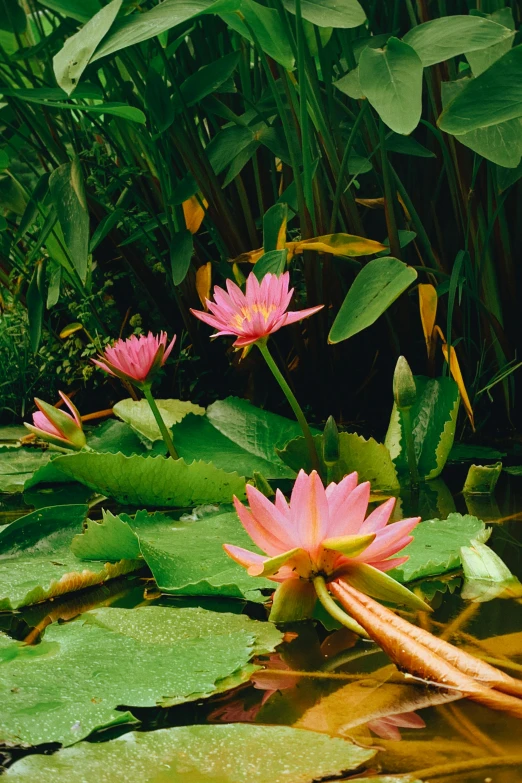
[
  {"xmin": 224, "ymin": 470, "xmax": 422, "ymax": 621},
  {"xmin": 190, "ymin": 271, "xmax": 323, "ymax": 348},
  {"xmin": 93, "ymin": 332, "xmax": 176, "ymax": 386},
  {"xmin": 25, "ymin": 391, "xmax": 86, "ymax": 450}
]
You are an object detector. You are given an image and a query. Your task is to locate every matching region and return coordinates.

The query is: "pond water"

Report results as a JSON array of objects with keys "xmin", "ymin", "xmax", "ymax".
[{"xmin": 1, "ymin": 469, "xmax": 522, "ymax": 782}]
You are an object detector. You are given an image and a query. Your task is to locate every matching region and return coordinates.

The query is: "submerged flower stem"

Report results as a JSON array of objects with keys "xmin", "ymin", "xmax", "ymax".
[
  {"xmin": 257, "ymin": 340, "xmax": 321, "ymax": 474},
  {"xmin": 142, "ymin": 386, "xmax": 179, "ymax": 460},
  {"xmin": 313, "ymin": 575, "xmax": 367, "ymax": 637}
]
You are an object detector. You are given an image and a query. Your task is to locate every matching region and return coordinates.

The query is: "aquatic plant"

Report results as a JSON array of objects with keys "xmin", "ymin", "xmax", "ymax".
[{"xmin": 24, "ymin": 391, "xmax": 86, "ymax": 451}]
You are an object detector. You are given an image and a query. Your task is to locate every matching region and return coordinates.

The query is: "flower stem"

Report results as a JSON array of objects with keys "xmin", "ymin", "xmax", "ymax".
[
  {"xmin": 257, "ymin": 340, "xmax": 321, "ymax": 474},
  {"xmin": 313, "ymin": 575, "xmax": 368, "ymax": 637},
  {"xmin": 142, "ymin": 386, "xmax": 179, "ymax": 460}
]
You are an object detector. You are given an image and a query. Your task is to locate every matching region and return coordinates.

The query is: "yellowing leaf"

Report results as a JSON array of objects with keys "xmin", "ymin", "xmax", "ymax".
[
  {"xmin": 418, "ymin": 283, "xmax": 437, "ymax": 359},
  {"xmin": 435, "ymin": 325, "xmax": 475, "ymax": 431},
  {"xmin": 183, "ymin": 194, "xmax": 207, "ymax": 234},
  {"xmin": 291, "ymin": 233, "xmax": 386, "ymax": 258},
  {"xmin": 196, "ymin": 262, "xmax": 212, "ymax": 309},
  {"xmin": 355, "ymin": 197, "xmax": 385, "ymax": 209}
]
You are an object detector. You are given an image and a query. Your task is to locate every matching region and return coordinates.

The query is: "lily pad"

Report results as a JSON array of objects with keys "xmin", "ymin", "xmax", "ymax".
[
  {"xmin": 278, "ymin": 432, "xmax": 400, "ymax": 491},
  {"xmin": 448, "ymin": 443, "xmax": 506, "ymax": 462},
  {"xmin": 47, "ymin": 451, "xmax": 246, "ymax": 507},
  {"xmin": 3, "ymin": 724, "xmax": 375, "ymax": 781},
  {"xmin": 113, "ymin": 397, "xmax": 205, "ymax": 442},
  {"xmin": 0, "ymin": 504, "xmax": 142, "ymax": 611},
  {"xmin": 390, "ymin": 513, "xmax": 489, "ymax": 584},
  {"xmin": 0, "ymin": 447, "xmax": 52, "ymax": 493},
  {"xmin": 72, "ymin": 508, "xmax": 273, "ymax": 602},
  {"xmin": 0, "ymin": 607, "xmax": 282, "ymax": 747},
  {"xmin": 385, "ymin": 376, "xmax": 460, "ymax": 481}
]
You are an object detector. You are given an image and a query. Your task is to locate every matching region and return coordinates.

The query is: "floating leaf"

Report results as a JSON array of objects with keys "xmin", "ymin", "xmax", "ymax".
[
  {"xmin": 359, "ymin": 37, "xmax": 423, "ymax": 135},
  {"xmin": 390, "ymin": 513, "xmax": 489, "ymax": 584},
  {"xmin": 113, "ymin": 398, "xmax": 205, "ymax": 442},
  {"xmin": 278, "ymin": 432, "xmax": 400, "ymax": 492},
  {"xmin": 385, "ymin": 376, "xmax": 460, "ymax": 481},
  {"xmin": 47, "ymin": 451, "xmax": 246, "ymax": 507},
  {"xmin": 463, "ymin": 462, "xmax": 502, "ymax": 495},
  {"xmin": 0, "ymin": 504, "xmax": 141, "ymax": 610},
  {"xmin": 0, "ymin": 446, "xmax": 52, "ymax": 493},
  {"xmin": 329, "ymin": 257, "xmax": 417, "ymax": 344},
  {"xmin": 73, "ymin": 507, "xmax": 273, "ymax": 602},
  {"xmin": 0, "ymin": 607, "xmax": 281, "ymax": 747},
  {"xmin": 3, "ymin": 724, "xmax": 374, "ymax": 780}
]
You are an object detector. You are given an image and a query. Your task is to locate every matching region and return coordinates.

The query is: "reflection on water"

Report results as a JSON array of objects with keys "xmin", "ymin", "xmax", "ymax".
[{"xmin": 1, "ymin": 470, "xmax": 522, "ymax": 780}]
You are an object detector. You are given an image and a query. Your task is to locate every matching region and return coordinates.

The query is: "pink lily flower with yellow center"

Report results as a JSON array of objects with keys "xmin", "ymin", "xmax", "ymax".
[
  {"xmin": 93, "ymin": 331, "xmax": 176, "ymax": 387},
  {"xmin": 190, "ymin": 271, "xmax": 323, "ymax": 348},
  {"xmin": 25, "ymin": 392, "xmax": 86, "ymax": 450},
  {"xmin": 224, "ymin": 470, "xmax": 427, "ymax": 622}
]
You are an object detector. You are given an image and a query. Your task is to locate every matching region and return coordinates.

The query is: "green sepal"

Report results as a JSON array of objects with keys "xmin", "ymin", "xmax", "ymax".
[
  {"xmin": 322, "ymin": 533, "xmax": 376, "ymax": 558},
  {"xmin": 249, "ymin": 547, "xmax": 303, "ymax": 577},
  {"xmin": 269, "ymin": 579, "xmax": 317, "ymax": 623},
  {"xmin": 339, "ymin": 562, "xmax": 432, "ymax": 612},
  {"xmin": 31, "ymin": 399, "xmax": 86, "ymax": 449}
]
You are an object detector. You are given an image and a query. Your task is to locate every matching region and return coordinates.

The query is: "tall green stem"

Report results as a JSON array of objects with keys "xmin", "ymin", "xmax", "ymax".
[
  {"xmin": 256, "ymin": 340, "xmax": 321, "ymax": 474},
  {"xmin": 313, "ymin": 575, "xmax": 367, "ymax": 637},
  {"xmin": 142, "ymin": 386, "xmax": 179, "ymax": 460}
]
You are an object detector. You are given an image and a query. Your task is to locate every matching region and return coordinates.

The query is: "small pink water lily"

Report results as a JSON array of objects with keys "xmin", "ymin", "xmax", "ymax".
[
  {"xmin": 224, "ymin": 470, "xmax": 425, "ymax": 622},
  {"xmin": 25, "ymin": 392, "xmax": 86, "ymax": 450},
  {"xmin": 367, "ymin": 711, "xmax": 426, "ymax": 741},
  {"xmin": 93, "ymin": 331, "xmax": 176, "ymax": 386},
  {"xmin": 190, "ymin": 271, "xmax": 323, "ymax": 348}
]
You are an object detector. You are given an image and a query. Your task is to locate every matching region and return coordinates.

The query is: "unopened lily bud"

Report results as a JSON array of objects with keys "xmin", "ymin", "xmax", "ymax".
[
  {"xmin": 25, "ymin": 392, "xmax": 86, "ymax": 450},
  {"xmin": 323, "ymin": 416, "xmax": 340, "ymax": 466},
  {"xmin": 393, "ymin": 356, "xmax": 417, "ymax": 410},
  {"xmin": 252, "ymin": 471, "xmax": 275, "ymax": 498}
]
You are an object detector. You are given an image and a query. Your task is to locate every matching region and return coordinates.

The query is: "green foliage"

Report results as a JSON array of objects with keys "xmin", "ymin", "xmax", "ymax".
[
  {"xmin": 0, "ymin": 607, "xmax": 281, "ymax": 746},
  {"xmin": 113, "ymin": 397, "xmax": 205, "ymax": 442},
  {"xmin": 47, "ymin": 451, "xmax": 247, "ymax": 507},
  {"xmin": 385, "ymin": 376, "xmax": 460, "ymax": 481},
  {"xmin": 463, "ymin": 462, "xmax": 503, "ymax": 495},
  {"xmin": 460, "ymin": 540, "xmax": 521, "ymax": 602},
  {"xmin": 390, "ymin": 513, "xmax": 489, "ymax": 584},
  {"xmin": 3, "ymin": 724, "xmax": 374, "ymax": 781}
]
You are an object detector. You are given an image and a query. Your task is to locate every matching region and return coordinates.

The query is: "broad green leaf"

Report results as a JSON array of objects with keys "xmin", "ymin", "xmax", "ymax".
[
  {"xmin": 253, "ymin": 249, "xmax": 288, "ymax": 280},
  {"xmin": 92, "ymin": 0, "xmax": 241, "ymax": 61},
  {"xmin": 461, "ymin": 540, "xmax": 521, "ymax": 602},
  {"xmin": 403, "ymin": 14, "xmax": 513, "ymax": 67},
  {"xmin": 329, "ymin": 257, "xmax": 417, "ymax": 344},
  {"xmin": 385, "ymin": 376, "xmax": 460, "ymax": 481},
  {"xmin": 0, "ymin": 0, "xmax": 26, "ymax": 34},
  {"xmin": 222, "ymin": 0, "xmax": 294, "ymax": 70},
  {"xmin": 144, "ymin": 67, "xmax": 175, "ymax": 131},
  {"xmin": 386, "ymin": 134, "xmax": 436, "ymax": 158},
  {"xmin": 359, "ymin": 37, "xmax": 423, "ymax": 135},
  {"xmin": 176, "ymin": 51, "xmax": 240, "ymax": 111},
  {"xmin": 47, "ymin": 451, "xmax": 246, "ymax": 507},
  {"xmin": 466, "ymin": 8, "xmax": 514, "ymax": 77},
  {"xmin": 0, "ymin": 446, "xmax": 52, "ymax": 493},
  {"xmin": 441, "ymin": 79, "xmax": 522, "ymax": 168},
  {"xmin": 0, "ymin": 85, "xmax": 104, "ymax": 101},
  {"xmin": 39, "ymin": 0, "xmax": 101, "ymax": 23},
  {"xmin": 171, "ymin": 397, "xmax": 307, "ymax": 478},
  {"xmin": 3, "ymin": 724, "xmax": 374, "ymax": 781},
  {"xmin": 73, "ymin": 507, "xmax": 273, "ymax": 601},
  {"xmin": 438, "ymin": 45, "xmax": 522, "ymax": 134},
  {"xmin": 113, "ymin": 398, "xmax": 205, "ymax": 442},
  {"xmin": 0, "ymin": 504, "xmax": 141, "ymax": 610},
  {"xmin": 283, "ymin": 0, "xmax": 365, "ymax": 28},
  {"xmin": 505, "ymin": 466, "xmax": 522, "ymax": 476},
  {"xmin": 278, "ymin": 432, "xmax": 400, "ymax": 492},
  {"xmin": 0, "ymin": 608, "xmax": 281, "ymax": 747},
  {"xmin": 170, "ymin": 228, "xmax": 194, "ymax": 285},
  {"xmin": 49, "ymin": 158, "xmax": 89, "ymax": 283},
  {"xmin": 389, "ymin": 513, "xmax": 489, "ymax": 584},
  {"xmin": 334, "ymin": 69, "xmax": 363, "ymax": 99},
  {"xmin": 263, "ymin": 202, "xmax": 287, "ymax": 252},
  {"xmin": 463, "ymin": 462, "xmax": 502, "ymax": 495},
  {"xmin": 26, "ymin": 262, "xmax": 45, "ymax": 353},
  {"xmin": 53, "ymin": 0, "xmax": 122, "ymax": 95},
  {"xmin": 206, "ymin": 125, "xmax": 255, "ymax": 175},
  {"xmin": 89, "ymin": 207, "xmax": 124, "ymax": 252}
]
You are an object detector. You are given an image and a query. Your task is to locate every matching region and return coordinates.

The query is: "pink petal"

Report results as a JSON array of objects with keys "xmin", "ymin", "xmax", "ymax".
[
  {"xmin": 162, "ymin": 333, "xmax": 177, "ymax": 363},
  {"xmin": 233, "ymin": 496, "xmax": 288, "ymax": 556},
  {"xmin": 354, "ymin": 517, "xmax": 419, "ymax": 563},
  {"xmin": 282, "ymin": 304, "xmax": 324, "ymax": 326},
  {"xmin": 245, "ymin": 485, "xmax": 296, "ymax": 549},
  {"xmin": 223, "ymin": 544, "xmax": 268, "ymax": 570},
  {"xmin": 325, "ymin": 472, "xmax": 358, "ymax": 519},
  {"xmin": 289, "ymin": 470, "xmax": 329, "ymax": 550},
  {"xmin": 366, "ymin": 555, "xmax": 409, "ymax": 572},
  {"xmin": 190, "ymin": 308, "xmax": 229, "ymax": 332},
  {"xmin": 360, "ymin": 497, "xmax": 396, "ymax": 534},
  {"xmin": 59, "ymin": 391, "xmax": 81, "ymax": 428},
  {"xmin": 326, "ymin": 481, "xmax": 371, "ymax": 537}
]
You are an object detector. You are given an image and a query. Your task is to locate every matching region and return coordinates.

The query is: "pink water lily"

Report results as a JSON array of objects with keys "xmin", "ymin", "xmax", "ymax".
[
  {"xmin": 25, "ymin": 391, "xmax": 86, "ymax": 450},
  {"xmin": 224, "ymin": 470, "xmax": 423, "ymax": 621},
  {"xmin": 367, "ymin": 711, "xmax": 426, "ymax": 741},
  {"xmin": 93, "ymin": 331, "xmax": 176, "ymax": 386},
  {"xmin": 190, "ymin": 271, "xmax": 323, "ymax": 348}
]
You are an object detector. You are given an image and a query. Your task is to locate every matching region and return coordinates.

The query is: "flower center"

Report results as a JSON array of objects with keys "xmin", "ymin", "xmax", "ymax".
[{"xmin": 232, "ymin": 303, "xmax": 277, "ymax": 329}]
